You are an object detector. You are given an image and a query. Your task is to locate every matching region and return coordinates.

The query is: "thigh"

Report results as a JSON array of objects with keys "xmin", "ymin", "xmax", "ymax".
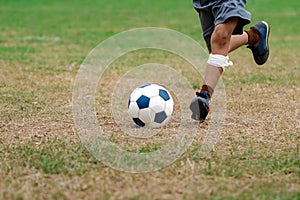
[{"xmin": 212, "ymin": 17, "xmax": 239, "ymax": 36}]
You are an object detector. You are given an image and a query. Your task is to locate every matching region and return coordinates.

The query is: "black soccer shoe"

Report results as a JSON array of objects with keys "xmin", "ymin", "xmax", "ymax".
[
  {"xmin": 247, "ymin": 21, "xmax": 270, "ymax": 65},
  {"xmin": 190, "ymin": 91, "xmax": 210, "ymax": 121}
]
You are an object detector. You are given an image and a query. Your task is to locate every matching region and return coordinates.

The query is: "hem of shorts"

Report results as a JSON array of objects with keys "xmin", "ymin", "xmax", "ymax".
[
  {"xmin": 214, "ymin": 14, "xmax": 251, "ymax": 27},
  {"xmin": 215, "ymin": 14, "xmax": 251, "ymax": 35}
]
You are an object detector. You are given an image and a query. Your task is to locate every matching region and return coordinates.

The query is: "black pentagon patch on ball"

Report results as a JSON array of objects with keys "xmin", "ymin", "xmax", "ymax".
[
  {"xmin": 154, "ymin": 111, "xmax": 167, "ymax": 123},
  {"xmin": 133, "ymin": 118, "xmax": 145, "ymax": 127},
  {"xmin": 136, "ymin": 95, "xmax": 150, "ymax": 109},
  {"xmin": 159, "ymin": 89, "xmax": 170, "ymax": 101}
]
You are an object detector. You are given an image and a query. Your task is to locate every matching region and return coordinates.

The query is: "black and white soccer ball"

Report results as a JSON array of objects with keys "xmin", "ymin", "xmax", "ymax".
[{"xmin": 128, "ymin": 84, "xmax": 174, "ymax": 128}]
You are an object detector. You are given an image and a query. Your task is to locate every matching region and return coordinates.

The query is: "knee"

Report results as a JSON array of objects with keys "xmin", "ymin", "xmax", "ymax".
[{"xmin": 211, "ymin": 26, "xmax": 231, "ymax": 47}]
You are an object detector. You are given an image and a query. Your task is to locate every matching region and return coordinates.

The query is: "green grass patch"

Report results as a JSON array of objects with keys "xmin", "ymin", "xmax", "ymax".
[
  {"xmin": 0, "ymin": 140, "xmax": 98, "ymax": 175},
  {"xmin": 189, "ymin": 144, "xmax": 299, "ymax": 178}
]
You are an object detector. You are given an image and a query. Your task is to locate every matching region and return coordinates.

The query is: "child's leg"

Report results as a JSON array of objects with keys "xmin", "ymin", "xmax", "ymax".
[
  {"xmin": 211, "ymin": 18, "xmax": 239, "ymax": 56},
  {"xmin": 201, "ymin": 18, "xmax": 239, "ymax": 94},
  {"xmin": 229, "ymin": 29, "xmax": 260, "ymax": 53},
  {"xmin": 190, "ymin": 18, "xmax": 240, "ymax": 120},
  {"xmin": 229, "ymin": 32, "xmax": 248, "ymax": 52},
  {"xmin": 201, "ymin": 18, "xmax": 261, "ymax": 94},
  {"xmin": 190, "ymin": 19, "xmax": 269, "ymax": 121}
]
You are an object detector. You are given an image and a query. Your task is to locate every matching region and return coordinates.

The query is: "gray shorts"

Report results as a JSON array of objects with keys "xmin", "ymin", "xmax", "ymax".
[{"xmin": 193, "ymin": 0, "xmax": 251, "ymax": 51}]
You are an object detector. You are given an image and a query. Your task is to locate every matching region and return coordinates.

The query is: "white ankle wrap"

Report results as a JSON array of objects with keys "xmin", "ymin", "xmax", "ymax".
[{"xmin": 207, "ymin": 53, "xmax": 233, "ymax": 72}]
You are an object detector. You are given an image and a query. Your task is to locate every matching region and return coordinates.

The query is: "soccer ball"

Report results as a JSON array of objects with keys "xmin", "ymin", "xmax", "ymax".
[{"xmin": 128, "ymin": 84, "xmax": 174, "ymax": 128}]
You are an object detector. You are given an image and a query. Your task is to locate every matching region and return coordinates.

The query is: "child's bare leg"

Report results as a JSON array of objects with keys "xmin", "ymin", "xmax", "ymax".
[
  {"xmin": 229, "ymin": 32, "xmax": 248, "ymax": 52},
  {"xmin": 190, "ymin": 18, "xmax": 239, "ymax": 121},
  {"xmin": 202, "ymin": 18, "xmax": 239, "ymax": 93},
  {"xmin": 210, "ymin": 18, "xmax": 239, "ymax": 56},
  {"xmin": 229, "ymin": 29, "xmax": 260, "ymax": 53}
]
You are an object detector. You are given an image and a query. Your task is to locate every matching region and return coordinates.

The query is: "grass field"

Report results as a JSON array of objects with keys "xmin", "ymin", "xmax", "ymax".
[{"xmin": 0, "ymin": 0, "xmax": 299, "ymax": 199}]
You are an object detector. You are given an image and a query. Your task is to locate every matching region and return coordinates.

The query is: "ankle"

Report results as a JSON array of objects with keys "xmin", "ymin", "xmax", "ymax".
[
  {"xmin": 245, "ymin": 29, "xmax": 260, "ymax": 46},
  {"xmin": 199, "ymin": 84, "xmax": 214, "ymax": 98}
]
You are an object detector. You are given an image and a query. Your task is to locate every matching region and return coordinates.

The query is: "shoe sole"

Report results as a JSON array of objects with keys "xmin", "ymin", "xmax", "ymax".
[
  {"xmin": 256, "ymin": 21, "xmax": 270, "ymax": 65},
  {"xmin": 261, "ymin": 21, "xmax": 270, "ymax": 44},
  {"xmin": 190, "ymin": 97, "xmax": 208, "ymax": 121},
  {"xmin": 262, "ymin": 20, "xmax": 270, "ymax": 60}
]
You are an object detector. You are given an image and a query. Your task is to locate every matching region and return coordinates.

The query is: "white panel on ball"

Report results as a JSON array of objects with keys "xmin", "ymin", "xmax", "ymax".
[
  {"xmin": 165, "ymin": 100, "xmax": 174, "ymax": 116},
  {"xmin": 130, "ymin": 88, "xmax": 143, "ymax": 101},
  {"xmin": 139, "ymin": 108, "xmax": 155, "ymax": 124},
  {"xmin": 128, "ymin": 102, "xmax": 140, "ymax": 118},
  {"xmin": 142, "ymin": 85, "xmax": 160, "ymax": 98},
  {"xmin": 149, "ymin": 96, "xmax": 165, "ymax": 113}
]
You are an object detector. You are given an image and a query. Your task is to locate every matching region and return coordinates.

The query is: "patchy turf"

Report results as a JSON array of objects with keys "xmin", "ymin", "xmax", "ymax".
[{"xmin": 0, "ymin": 0, "xmax": 299, "ymax": 199}]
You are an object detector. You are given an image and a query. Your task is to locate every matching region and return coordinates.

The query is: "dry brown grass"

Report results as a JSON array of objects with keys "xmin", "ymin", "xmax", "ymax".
[
  {"xmin": 1, "ymin": 46, "xmax": 299, "ymax": 199},
  {"xmin": 1, "ymin": 0, "xmax": 299, "ymax": 199}
]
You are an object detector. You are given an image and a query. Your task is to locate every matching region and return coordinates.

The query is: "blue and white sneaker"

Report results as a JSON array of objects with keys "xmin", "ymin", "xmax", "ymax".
[
  {"xmin": 247, "ymin": 21, "xmax": 270, "ymax": 65},
  {"xmin": 190, "ymin": 91, "xmax": 210, "ymax": 121}
]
